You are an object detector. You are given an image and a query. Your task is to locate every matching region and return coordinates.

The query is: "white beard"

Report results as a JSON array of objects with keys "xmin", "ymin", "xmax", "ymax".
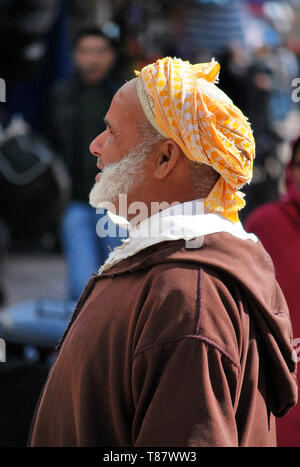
[{"xmin": 89, "ymin": 141, "xmax": 151, "ymax": 211}]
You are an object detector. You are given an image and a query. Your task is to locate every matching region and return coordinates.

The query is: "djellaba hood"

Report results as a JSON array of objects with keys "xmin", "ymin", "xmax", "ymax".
[{"xmin": 98, "ymin": 233, "xmax": 298, "ymax": 418}]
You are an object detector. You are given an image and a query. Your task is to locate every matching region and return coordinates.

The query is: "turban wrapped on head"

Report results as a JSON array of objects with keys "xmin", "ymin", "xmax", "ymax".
[{"xmin": 135, "ymin": 57, "xmax": 255, "ymax": 223}]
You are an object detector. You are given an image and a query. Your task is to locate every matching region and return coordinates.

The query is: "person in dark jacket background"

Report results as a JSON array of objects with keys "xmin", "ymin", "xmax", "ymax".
[
  {"xmin": 44, "ymin": 27, "xmax": 126, "ymax": 300},
  {"xmin": 245, "ymin": 137, "xmax": 300, "ymax": 447}
]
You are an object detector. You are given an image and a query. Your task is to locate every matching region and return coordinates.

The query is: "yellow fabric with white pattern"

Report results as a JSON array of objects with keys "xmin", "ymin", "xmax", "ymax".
[{"xmin": 135, "ymin": 57, "xmax": 255, "ymax": 223}]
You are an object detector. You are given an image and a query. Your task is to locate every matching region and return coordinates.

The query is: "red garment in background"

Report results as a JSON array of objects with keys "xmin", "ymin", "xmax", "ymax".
[{"xmin": 245, "ymin": 163, "xmax": 300, "ymax": 447}]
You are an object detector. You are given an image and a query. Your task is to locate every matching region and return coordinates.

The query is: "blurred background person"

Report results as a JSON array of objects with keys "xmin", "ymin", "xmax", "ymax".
[
  {"xmin": 44, "ymin": 27, "xmax": 126, "ymax": 301},
  {"xmin": 0, "ymin": 0, "xmax": 71, "ymax": 131},
  {"xmin": 245, "ymin": 137, "xmax": 300, "ymax": 447}
]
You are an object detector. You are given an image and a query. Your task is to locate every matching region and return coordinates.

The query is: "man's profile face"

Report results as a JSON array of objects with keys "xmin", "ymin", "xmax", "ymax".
[
  {"xmin": 74, "ymin": 35, "xmax": 116, "ymax": 84},
  {"xmin": 89, "ymin": 78, "xmax": 154, "ymax": 212},
  {"xmin": 90, "ymin": 78, "xmax": 147, "ymax": 178}
]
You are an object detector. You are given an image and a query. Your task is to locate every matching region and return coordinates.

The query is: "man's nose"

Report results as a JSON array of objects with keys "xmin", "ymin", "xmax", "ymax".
[{"xmin": 89, "ymin": 132, "xmax": 104, "ymax": 157}]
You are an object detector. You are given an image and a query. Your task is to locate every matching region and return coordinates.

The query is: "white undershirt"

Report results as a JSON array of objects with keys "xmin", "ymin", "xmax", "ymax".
[{"xmin": 98, "ymin": 199, "xmax": 257, "ymax": 274}]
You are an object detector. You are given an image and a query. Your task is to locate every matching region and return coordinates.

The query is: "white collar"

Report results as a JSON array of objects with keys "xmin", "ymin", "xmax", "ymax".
[{"xmin": 98, "ymin": 199, "xmax": 257, "ymax": 274}]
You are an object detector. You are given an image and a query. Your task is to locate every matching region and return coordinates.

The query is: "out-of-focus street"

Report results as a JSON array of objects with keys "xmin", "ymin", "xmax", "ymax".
[
  {"xmin": 0, "ymin": 0, "xmax": 299, "ymax": 448},
  {"xmin": 0, "ymin": 253, "xmax": 67, "ymax": 310}
]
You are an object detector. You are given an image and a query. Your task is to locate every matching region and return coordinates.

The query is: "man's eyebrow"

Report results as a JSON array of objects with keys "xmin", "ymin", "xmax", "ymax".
[{"xmin": 103, "ymin": 117, "xmax": 114, "ymax": 132}]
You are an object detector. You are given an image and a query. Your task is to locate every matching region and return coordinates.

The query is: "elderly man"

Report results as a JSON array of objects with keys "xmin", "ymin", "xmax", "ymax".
[{"xmin": 28, "ymin": 57, "xmax": 297, "ymax": 447}]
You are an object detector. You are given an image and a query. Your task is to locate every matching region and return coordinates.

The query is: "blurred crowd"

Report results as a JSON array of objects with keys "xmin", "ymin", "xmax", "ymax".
[
  {"xmin": 0, "ymin": 0, "xmax": 300, "ymax": 239},
  {"xmin": 0, "ymin": 0, "xmax": 299, "ymax": 447}
]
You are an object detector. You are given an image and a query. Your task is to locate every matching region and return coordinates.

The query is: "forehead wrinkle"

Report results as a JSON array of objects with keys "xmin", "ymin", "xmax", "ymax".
[
  {"xmin": 105, "ymin": 78, "xmax": 147, "ymax": 143},
  {"xmin": 118, "ymin": 78, "xmax": 144, "ymax": 120}
]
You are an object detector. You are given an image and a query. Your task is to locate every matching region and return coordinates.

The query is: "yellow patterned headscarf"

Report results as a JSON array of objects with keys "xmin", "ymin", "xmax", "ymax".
[{"xmin": 135, "ymin": 57, "xmax": 255, "ymax": 223}]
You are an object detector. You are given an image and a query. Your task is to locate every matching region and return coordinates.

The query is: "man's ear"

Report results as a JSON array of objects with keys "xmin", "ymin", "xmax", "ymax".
[{"xmin": 153, "ymin": 140, "xmax": 182, "ymax": 180}]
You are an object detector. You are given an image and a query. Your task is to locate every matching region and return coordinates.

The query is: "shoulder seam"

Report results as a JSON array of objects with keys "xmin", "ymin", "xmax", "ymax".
[{"xmin": 132, "ymin": 334, "xmax": 240, "ymax": 370}]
